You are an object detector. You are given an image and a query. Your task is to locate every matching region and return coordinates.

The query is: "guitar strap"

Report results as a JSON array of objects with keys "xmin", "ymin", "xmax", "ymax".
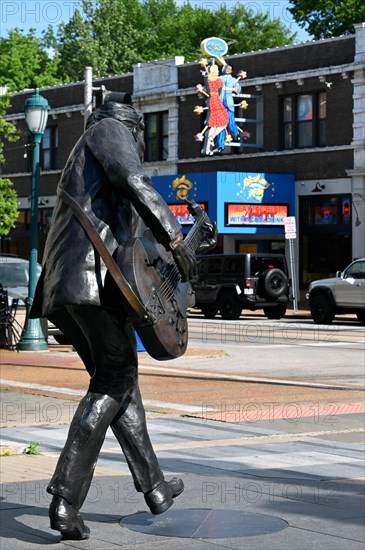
[{"xmin": 59, "ymin": 189, "xmax": 151, "ymax": 327}]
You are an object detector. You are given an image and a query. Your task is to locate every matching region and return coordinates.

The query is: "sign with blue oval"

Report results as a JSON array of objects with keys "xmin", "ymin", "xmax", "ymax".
[{"xmin": 200, "ymin": 37, "xmax": 228, "ymax": 65}]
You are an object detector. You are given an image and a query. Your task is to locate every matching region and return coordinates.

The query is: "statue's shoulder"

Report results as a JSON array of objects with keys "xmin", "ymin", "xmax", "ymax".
[
  {"xmin": 87, "ymin": 117, "xmax": 130, "ymax": 142},
  {"xmin": 94, "ymin": 117, "xmax": 130, "ymax": 135}
]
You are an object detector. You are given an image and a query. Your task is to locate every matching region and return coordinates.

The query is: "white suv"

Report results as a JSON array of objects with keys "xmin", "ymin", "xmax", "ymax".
[{"xmin": 307, "ymin": 258, "xmax": 365, "ymax": 324}]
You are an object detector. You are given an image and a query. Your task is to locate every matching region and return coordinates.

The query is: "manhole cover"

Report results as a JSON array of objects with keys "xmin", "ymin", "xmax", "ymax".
[{"xmin": 120, "ymin": 508, "xmax": 288, "ymax": 538}]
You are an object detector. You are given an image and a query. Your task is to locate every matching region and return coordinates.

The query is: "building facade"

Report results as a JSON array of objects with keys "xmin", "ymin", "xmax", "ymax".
[{"xmin": 2, "ymin": 23, "xmax": 365, "ymax": 302}]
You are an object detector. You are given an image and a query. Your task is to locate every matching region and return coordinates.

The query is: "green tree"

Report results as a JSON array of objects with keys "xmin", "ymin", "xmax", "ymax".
[
  {"xmin": 289, "ymin": 0, "xmax": 365, "ymax": 39},
  {"xmin": 52, "ymin": 6, "xmax": 98, "ymax": 82},
  {"xmin": 54, "ymin": 0, "xmax": 297, "ymax": 82},
  {"xmin": 0, "ymin": 178, "xmax": 18, "ymax": 237},
  {"xmin": 0, "ymin": 94, "xmax": 18, "ymax": 165},
  {"xmin": 55, "ymin": 0, "xmax": 146, "ymax": 81},
  {"xmin": 0, "ymin": 92, "xmax": 19, "ymax": 239},
  {"xmin": 0, "ymin": 29, "xmax": 60, "ymax": 92}
]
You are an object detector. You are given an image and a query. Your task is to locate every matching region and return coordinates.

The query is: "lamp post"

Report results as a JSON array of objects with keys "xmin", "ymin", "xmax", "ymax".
[{"xmin": 18, "ymin": 89, "xmax": 50, "ymax": 351}]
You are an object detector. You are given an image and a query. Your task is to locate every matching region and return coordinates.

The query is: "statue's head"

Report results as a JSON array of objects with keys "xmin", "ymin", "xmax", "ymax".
[{"xmin": 86, "ymin": 95, "xmax": 145, "ymax": 160}]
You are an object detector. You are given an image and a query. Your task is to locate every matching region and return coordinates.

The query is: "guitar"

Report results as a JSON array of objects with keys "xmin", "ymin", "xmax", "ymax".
[{"xmin": 116, "ymin": 201, "xmax": 214, "ymax": 360}]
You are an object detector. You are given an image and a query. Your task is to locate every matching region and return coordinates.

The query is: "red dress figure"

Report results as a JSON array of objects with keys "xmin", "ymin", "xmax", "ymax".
[
  {"xmin": 204, "ymin": 65, "xmax": 229, "ymax": 155},
  {"xmin": 208, "ymin": 79, "xmax": 229, "ymax": 127}
]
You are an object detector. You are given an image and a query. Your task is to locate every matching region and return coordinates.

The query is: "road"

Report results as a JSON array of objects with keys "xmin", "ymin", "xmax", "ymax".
[{"xmin": 1, "ymin": 311, "xmax": 363, "ymax": 422}]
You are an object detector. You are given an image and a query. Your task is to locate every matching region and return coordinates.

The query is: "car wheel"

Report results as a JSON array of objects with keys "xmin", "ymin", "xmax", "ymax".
[
  {"xmin": 264, "ymin": 304, "xmax": 287, "ymax": 320},
  {"xmin": 219, "ymin": 291, "xmax": 242, "ymax": 320},
  {"xmin": 356, "ymin": 311, "xmax": 365, "ymax": 325},
  {"xmin": 311, "ymin": 295, "xmax": 335, "ymax": 324},
  {"xmin": 200, "ymin": 306, "xmax": 218, "ymax": 319},
  {"xmin": 261, "ymin": 269, "xmax": 287, "ymax": 299}
]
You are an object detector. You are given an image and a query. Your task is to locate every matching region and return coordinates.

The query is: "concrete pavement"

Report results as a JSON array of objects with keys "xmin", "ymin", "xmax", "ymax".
[
  {"xmin": 0, "ymin": 391, "xmax": 364, "ymax": 550},
  {"xmin": 1, "ymin": 308, "xmax": 364, "ymax": 549},
  {"xmin": 1, "ymin": 385, "xmax": 364, "ymax": 548}
]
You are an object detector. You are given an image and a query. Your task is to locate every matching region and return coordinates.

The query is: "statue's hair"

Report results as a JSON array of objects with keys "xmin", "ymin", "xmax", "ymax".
[{"xmin": 86, "ymin": 101, "xmax": 144, "ymax": 133}]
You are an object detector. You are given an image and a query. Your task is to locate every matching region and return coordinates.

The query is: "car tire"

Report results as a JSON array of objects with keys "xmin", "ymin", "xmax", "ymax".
[
  {"xmin": 264, "ymin": 304, "xmax": 287, "ymax": 320},
  {"xmin": 200, "ymin": 306, "xmax": 218, "ymax": 319},
  {"xmin": 219, "ymin": 291, "xmax": 242, "ymax": 320},
  {"xmin": 356, "ymin": 311, "xmax": 365, "ymax": 325},
  {"xmin": 260, "ymin": 269, "xmax": 287, "ymax": 299},
  {"xmin": 311, "ymin": 294, "xmax": 335, "ymax": 324}
]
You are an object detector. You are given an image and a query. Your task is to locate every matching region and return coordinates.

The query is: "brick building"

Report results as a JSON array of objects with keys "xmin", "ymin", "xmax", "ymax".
[{"xmin": 2, "ymin": 23, "xmax": 365, "ymax": 299}]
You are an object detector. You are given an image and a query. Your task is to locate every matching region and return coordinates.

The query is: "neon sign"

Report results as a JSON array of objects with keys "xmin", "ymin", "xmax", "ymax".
[
  {"xmin": 226, "ymin": 204, "xmax": 288, "ymax": 226},
  {"xmin": 169, "ymin": 203, "xmax": 206, "ymax": 225}
]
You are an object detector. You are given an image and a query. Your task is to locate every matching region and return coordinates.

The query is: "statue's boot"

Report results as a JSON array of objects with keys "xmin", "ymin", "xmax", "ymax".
[
  {"xmin": 47, "ymin": 392, "xmax": 121, "ymax": 539},
  {"xmin": 111, "ymin": 383, "xmax": 184, "ymax": 514}
]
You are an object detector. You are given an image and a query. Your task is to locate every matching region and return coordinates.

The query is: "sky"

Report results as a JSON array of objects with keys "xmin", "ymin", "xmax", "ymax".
[{"xmin": 0, "ymin": 0, "xmax": 311, "ymax": 42}]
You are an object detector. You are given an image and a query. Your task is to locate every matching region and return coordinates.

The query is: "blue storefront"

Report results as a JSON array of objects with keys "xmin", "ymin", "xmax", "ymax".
[{"xmin": 153, "ymin": 171, "xmax": 295, "ymax": 253}]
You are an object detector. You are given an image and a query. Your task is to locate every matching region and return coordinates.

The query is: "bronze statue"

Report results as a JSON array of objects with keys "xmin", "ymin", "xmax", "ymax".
[{"xmin": 30, "ymin": 97, "xmax": 203, "ymax": 540}]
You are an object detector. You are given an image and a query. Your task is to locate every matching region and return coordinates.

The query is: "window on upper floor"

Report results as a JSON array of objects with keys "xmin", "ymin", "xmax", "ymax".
[
  {"xmin": 41, "ymin": 126, "xmax": 58, "ymax": 170},
  {"xmin": 144, "ymin": 111, "xmax": 169, "ymax": 162},
  {"xmin": 281, "ymin": 92, "xmax": 326, "ymax": 149}
]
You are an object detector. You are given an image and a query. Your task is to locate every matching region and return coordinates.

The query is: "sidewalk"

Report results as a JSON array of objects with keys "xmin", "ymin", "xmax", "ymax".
[
  {"xmin": 1, "ymin": 384, "xmax": 364, "ymax": 549},
  {"xmin": 1, "ymin": 308, "xmax": 364, "ymax": 548}
]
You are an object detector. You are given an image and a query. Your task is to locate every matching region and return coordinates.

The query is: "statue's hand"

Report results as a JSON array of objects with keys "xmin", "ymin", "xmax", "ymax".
[
  {"xmin": 172, "ymin": 241, "xmax": 198, "ymax": 282},
  {"xmin": 196, "ymin": 221, "xmax": 218, "ymax": 254}
]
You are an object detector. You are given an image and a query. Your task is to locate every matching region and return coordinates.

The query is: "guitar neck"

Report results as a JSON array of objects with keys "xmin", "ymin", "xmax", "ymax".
[{"xmin": 184, "ymin": 212, "xmax": 209, "ymax": 253}]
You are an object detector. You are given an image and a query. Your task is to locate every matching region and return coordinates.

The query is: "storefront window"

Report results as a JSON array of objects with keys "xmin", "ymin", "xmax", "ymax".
[{"xmin": 300, "ymin": 194, "xmax": 352, "ymax": 288}]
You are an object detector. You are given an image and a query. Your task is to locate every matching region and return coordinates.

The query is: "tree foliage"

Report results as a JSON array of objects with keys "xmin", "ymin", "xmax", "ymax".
[
  {"xmin": 0, "ymin": 29, "xmax": 60, "ymax": 92},
  {"xmin": 0, "ymin": 1, "xmax": 298, "ymax": 86},
  {"xmin": 289, "ymin": 0, "xmax": 365, "ymax": 39},
  {"xmin": 0, "ymin": 94, "xmax": 18, "ymax": 165},
  {"xmin": 0, "ymin": 178, "xmax": 18, "ymax": 236},
  {"xmin": 0, "ymin": 94, "xmax": 19, "ymax": 235},
  {"xmin": 49, "ymin": 0, "xmax": 297, "ymax": 83}
]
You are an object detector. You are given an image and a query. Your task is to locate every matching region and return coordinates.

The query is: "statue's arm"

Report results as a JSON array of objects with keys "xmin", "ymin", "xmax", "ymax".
[{"xmin": 86, "ymin": 118, "xmax": 183, "ymax": 249}]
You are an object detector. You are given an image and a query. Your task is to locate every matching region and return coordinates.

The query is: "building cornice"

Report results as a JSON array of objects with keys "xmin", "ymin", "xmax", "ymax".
[
  {"xmin": 177, "ymin": 145, "xmax": 354, "ymax": 165},
  {"xmin": 4, "ymin": 104, "xmax": 85, "ymax": 122}
]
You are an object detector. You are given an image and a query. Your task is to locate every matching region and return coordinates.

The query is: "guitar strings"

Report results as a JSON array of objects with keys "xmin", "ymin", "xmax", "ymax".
[{"xmin": 158, "ymin": 215, "xmax": 208, "ymax": 301}]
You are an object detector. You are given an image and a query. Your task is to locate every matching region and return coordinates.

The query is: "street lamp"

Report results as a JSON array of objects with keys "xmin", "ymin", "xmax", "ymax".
[{"xmin": 18, "ymin": 89, "xmax": 50, "ymax": 351}]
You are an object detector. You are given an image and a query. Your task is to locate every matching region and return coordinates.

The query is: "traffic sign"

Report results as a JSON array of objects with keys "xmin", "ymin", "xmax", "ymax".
[{"xmin": 284, "ymin": 216, "xmax": 296, "ymax": 239}]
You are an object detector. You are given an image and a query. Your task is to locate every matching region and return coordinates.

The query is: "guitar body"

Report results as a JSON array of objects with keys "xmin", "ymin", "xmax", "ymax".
[
  {"xmin": 117, "ymin": 233, "xmax": 195, "ymax": 360},
  {"xmin": 60, "ymin": 191, "xmax": 214, "ymax": 360}
]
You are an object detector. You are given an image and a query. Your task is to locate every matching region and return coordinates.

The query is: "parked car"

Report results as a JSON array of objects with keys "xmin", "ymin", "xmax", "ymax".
[
  {"xmin": 192, "ymin": 253, "xmax": 293, "ymax": 320},
  {"xmin": 306, "ymin": 258, "xmax": 365, "ymax": 324},
  {"xmin": 0, "ymin": 254, "xmax": 67, "ymax": 343},
  {"xmin": 0, "ymin": 255, "xmax": 42, "ymax": 306}
]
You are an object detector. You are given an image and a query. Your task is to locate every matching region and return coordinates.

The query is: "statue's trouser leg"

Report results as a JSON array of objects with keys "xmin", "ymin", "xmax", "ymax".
[
  {"xmin": 47, "ymin": 392, "xmax": 123, "ymax": 510},
  {"xmin": 47, "ymin": 305, "xmax": 182, "ymax": 517},
  {"xmin": 111, "ymin": 382, "xmax": 164, "ymax": 494},
  {"xmin": 47, "ymin": 305, "xmax": 138, "ymax": 510}
]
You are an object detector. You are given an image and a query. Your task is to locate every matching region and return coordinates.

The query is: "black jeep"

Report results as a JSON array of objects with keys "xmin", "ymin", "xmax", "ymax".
[{"xmin": 192, "ymin": 253, "xmax": 293, "ymax": 320}]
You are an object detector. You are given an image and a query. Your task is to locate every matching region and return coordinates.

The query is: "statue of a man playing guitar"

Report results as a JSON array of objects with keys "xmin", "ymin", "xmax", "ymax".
[{"xmin": 30, "ymin": 94, "xmax": 217, "ymax": 541}]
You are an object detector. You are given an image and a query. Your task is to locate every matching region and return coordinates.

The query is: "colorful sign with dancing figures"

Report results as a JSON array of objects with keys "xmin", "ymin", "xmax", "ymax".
[{"xmin": 194, "ymin": 37, "xmax": 250, "ymax": 156}]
